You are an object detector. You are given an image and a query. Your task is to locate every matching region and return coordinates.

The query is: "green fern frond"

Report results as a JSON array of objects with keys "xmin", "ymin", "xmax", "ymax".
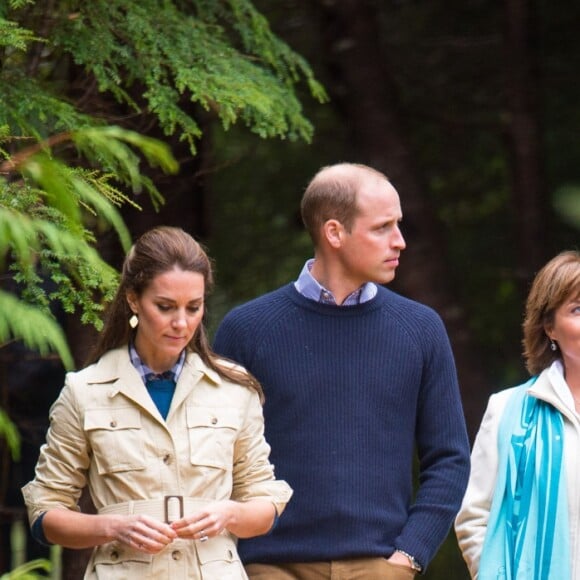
[
  {"xmin": 10, "ymin": 124, "xmax": 178, "ymax": 251},
  {"xmin": 0, "ymin": 17, "xmax": 37, "ymax": 50},
  {"xmin": 0, "ymin": 408, "xmax": 21, "ymax": 461},
  {"xmin": 83, "ymin": 172, "xmax": 143, "ymax": 210},
  {"xmin": 49, "ymin": 0, "xmax": 325, "ymax": 147},
  {"xmin": 8, "ymin": 0, "xmax": 36, "ymax": 9},
  {"xmin": 73, "ymin": 126, "xmax": 179, "ymax": 190},
  {"xmin": 0, "ymin": 558, "xmax": 51, "ymax": 579},
  {"xmin": 84, "ymin": 126, "xmax": 180, "ymax": 175},
  {"xmin": 0, "ymin": 77, "xmax": 97, "ymax": 141},
  {"xmin": 0, "ymin": 291, "xmax": 74, "ymax": 369},
  {"xmin": 0, "ymin": 205, "xmax": 117, "ymax": 284},
  {"xmin": 23, "ymin": 155, "xmax": 83, "ymax": 226},
  {"xmin": 70, "ymin": 173, "xmax": 133, "ymax": 252}
]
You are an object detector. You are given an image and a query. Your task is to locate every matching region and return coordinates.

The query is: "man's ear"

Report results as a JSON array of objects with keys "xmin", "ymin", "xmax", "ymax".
[{"xmin": 323, "ymin": 219, "xmax": 343, "ymax": 249}]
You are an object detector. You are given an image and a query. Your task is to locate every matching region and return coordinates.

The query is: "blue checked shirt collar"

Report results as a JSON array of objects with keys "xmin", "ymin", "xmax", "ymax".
[
  {"xmin": 294, "ymin": 259, "xmax": 377, "ymax": 305},
  {"xmin": 129, "ymin": 342, "xmax": 185, "ymax": 384}
]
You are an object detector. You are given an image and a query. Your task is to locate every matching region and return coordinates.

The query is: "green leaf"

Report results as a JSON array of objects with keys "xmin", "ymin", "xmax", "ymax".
[
  {"xmin": 0, "ymin": 408, "xmax": 20, "ymax": 461},
  {"xmin": 0, "ymin": 205, "xmax": 117, "ymax": 285},
  {"xmin": 0, "ymin": 291, "xmax": 74, "ymax": 369},
  {"xmin": 0, "ymin": 558, "xmax": 51, "ymax": 580}
]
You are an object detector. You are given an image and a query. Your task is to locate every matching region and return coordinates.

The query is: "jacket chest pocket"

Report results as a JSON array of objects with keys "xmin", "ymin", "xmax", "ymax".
[
  {"xmin": 84, "ymin": 407, "xmax": 146, "ymax": 474},
  {"xmin": 186, "ymin": 407, "xmax": 241, "ymax": 471}
]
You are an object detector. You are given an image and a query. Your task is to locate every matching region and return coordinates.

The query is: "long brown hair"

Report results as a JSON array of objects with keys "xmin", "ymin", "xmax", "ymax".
[
  {"xmin": 88, "ymin": 226, "xmax": 263, "ymax": 399},
  {"xmin": 522, "ymin": 250, "xmax": 580, "ymax": 375}
]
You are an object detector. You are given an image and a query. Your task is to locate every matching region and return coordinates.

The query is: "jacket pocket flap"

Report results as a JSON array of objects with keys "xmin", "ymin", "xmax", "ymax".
[
  {"xmin": 186, "ymin": 406, "xmax": 240, "ymax": 429},
  {"xmin": 93, "ymin": 543, "xmax": 152, "ymax": 564},
  {"xmin": 196, "ymin": 534, "xmax": 240, "ymax": 564},
  {"xmin": 84, "ymin": 407, "xmax": 141, "ymax": 431}
]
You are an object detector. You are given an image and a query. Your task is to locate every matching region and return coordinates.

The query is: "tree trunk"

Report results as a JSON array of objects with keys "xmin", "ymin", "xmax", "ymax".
[{"xmin": 503, "ymin": 0, "xmax": 548, "ymax": 289}]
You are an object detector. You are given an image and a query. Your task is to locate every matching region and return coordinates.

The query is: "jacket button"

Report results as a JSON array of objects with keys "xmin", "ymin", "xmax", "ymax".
[
  {"xmin": 163, "ymin": 454, "xmax": 171, "ymax": 464},
  {"xmin": 211, "ymin": 417, "xmax": 218, "ymax": 425},
  {"xmin": 171, "ymin": 550, "xmax": 182, "ymax": 561},
  {"xmin": 110, "ymin": 420, "xmax": 117, "ymax": 428},
  {"xmin": 110, "ymin": 550, "xmax": 119, "ymax": 561},
  {"xmin": 227, "ymin": 549, "xmax": 233, "ymax": 559}
]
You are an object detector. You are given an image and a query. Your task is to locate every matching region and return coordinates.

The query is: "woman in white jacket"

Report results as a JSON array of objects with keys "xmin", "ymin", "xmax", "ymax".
[{"xmin": 455, "ymin": 250, "xmax": 580, "ymax": 580}]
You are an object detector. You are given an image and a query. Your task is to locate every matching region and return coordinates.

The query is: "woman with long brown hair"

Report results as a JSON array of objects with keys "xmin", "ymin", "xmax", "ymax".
[{"xmin": 23, "ymin": 226, "xmax": 292, "ymax": 579}]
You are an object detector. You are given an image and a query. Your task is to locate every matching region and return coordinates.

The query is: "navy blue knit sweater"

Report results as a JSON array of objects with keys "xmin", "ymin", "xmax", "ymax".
[{"xmin": 213, "ymin": 283, "xmax": 470, "ymax": 570}]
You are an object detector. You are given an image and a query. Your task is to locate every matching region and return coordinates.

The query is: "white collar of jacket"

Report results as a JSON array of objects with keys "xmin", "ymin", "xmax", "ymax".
[{"xmin": 527, "ymin": 361, "xmax": 576, "ymax": 420}]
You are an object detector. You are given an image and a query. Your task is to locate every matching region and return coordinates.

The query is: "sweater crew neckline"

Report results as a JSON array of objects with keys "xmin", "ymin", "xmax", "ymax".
[{"xmin": 284, "ymin": 282, "xmax": 386, "ymax": 315}]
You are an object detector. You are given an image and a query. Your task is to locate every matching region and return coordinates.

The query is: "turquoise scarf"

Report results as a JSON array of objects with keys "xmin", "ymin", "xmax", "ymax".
[{"xmin": 479, "ymin": 378, "xmax": 570, "ymax": 580}]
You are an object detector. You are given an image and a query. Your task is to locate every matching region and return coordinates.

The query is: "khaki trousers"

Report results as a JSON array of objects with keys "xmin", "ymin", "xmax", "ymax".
[{"xmin": 245, "ymin": 558, "xmax": 417, "ymax": 580}]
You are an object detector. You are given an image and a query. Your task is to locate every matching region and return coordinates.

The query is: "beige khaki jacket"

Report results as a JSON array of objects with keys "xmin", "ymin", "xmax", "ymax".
[{"xmin": 22, "ymin": 347, "xmax": 292, "ymax": 579}]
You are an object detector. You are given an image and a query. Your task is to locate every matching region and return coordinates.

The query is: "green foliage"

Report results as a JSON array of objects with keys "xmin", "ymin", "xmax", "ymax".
[
  {"xmin": 0, "ymin": 290, "xmax": 73, "ymax": 368},
  {"xmin": 0, "ymin": 0, "xmax": 326, "ymax": 154},
  {"xmin": 0, "ymin": 125, "xmax": 178, "ymax": 367},
  {"xmin": 0, "ymin": 16, "xmax": 37, "ymax": 49},
  {"xmin": 0, "ymin": 559, "xmax": 51, "ymax": 579},
  {"xmin": 0, "ymin": 408, "xmax": 20, "ymax": 461},
  {"xmin": 0, "ymin": 79, "xmax": 96, "ymax": 141},
  {"xmin": 73, "ymin": 126, "xmax": 176, "ymax": 209}
]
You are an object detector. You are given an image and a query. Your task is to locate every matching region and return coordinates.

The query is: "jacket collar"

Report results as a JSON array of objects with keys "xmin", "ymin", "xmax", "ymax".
[
  {"xmin": 528, "ymin": 362, "xmax": 575, "ymax": 421},
  {"xmin": 86, "ymin": 347, "xmax": 221, "ymax": 422}
]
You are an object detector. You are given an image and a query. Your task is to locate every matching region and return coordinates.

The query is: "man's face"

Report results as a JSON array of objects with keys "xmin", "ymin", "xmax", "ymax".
[{"xmin": 338, "ymin": 177, "xmax": 406, "ymax": 287}]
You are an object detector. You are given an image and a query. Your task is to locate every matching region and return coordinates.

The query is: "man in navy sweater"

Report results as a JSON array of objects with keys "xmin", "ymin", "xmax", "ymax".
[{"xmin": 213, "ymin": 163, "xmax": 470, "ymax": 579}]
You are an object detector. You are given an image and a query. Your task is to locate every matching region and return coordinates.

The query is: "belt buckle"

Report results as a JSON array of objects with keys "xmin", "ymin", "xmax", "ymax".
[{"xmin": 164, "ymin": 495, "xmax": 184, "ymax": 523}]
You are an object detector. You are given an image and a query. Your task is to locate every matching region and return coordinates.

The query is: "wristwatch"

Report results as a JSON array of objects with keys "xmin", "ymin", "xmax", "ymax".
[{"xmin": 395, "ymin": 549, "xmax": 423, "ymax": 572}]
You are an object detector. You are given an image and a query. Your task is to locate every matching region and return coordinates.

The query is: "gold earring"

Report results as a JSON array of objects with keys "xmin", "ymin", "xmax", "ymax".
[{"xmin": 129, "ymin": 314, "xmax": 139, "ymax": 329}]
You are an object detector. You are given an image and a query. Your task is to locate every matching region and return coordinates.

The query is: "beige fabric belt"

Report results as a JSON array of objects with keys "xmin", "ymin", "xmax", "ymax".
[{"xmin": 98, "ymin": 496, "xmax": 211, "ymax": 523}]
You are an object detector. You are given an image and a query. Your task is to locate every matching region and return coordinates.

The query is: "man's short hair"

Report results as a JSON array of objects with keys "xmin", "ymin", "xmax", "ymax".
[{"xmin": 300, "ymin": 163, "xmax": 390, "ymax": 245}]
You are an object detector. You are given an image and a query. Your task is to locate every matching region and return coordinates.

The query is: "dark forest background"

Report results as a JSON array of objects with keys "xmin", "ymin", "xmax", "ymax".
[{"xmin": 1, "ymin": 0, "xmax": 579, "ymax": 577}]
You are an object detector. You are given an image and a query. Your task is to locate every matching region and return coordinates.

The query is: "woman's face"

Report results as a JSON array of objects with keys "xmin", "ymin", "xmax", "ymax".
[
  {"xmin": 127, "ymin": 267, "xmax": 205, "ymax": 373},
  {"xmin": 547, "ymin": 293, "xmax": 580, "ymax": 372}
]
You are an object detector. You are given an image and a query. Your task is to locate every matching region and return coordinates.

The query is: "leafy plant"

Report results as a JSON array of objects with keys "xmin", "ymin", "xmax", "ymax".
[
  {"xmin": 0, "ymin": 558, "xmax": 51, "ymax": 580},
  {"xmin": 0, "ymin": 126, "xmax": 178, "ymax": 368}
]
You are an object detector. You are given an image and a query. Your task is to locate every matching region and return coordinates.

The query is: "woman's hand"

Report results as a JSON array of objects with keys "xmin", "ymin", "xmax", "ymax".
[
  {"xmin": 170, "ymin": 500, "xmax": 235, "ymax": 541},
  {"xmin": 171, "ymin": 499, "xmax": 276, "ymax": 540},
  {"xmin": 113, "ymin": 514, "xmax": 177, "ymax": 554},
  {"xmin": 42, "ymin": 509, "xmax": 176, "ymax": 552}
]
